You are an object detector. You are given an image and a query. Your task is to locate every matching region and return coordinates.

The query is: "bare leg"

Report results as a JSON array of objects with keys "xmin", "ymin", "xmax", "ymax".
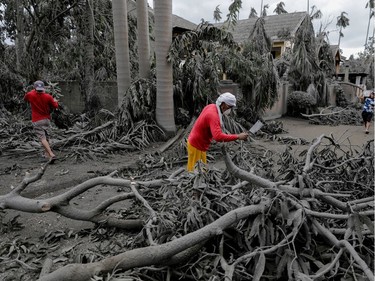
[
  {"xmin": 366, "ymin": 122, "xmax": 370, "ymax": 130},
  {"xmin": 41, "ymin": 138, "xmax": 55, "ymax": 158}
]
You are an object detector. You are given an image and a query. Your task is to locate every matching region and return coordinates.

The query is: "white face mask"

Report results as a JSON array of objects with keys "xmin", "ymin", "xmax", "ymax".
[{"xmin": 223, "ymin": 108, "xmax": 231, "ymax": 116}]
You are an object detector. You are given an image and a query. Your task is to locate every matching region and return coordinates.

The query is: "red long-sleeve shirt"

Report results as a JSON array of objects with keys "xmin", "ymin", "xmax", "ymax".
[
  {"xmin": 24, "ymin": 89, "xmax": 59, "ymax": 122},
  {"xmin": 188, "ymin": 104, "xmax": 238, "ymax": 151}
]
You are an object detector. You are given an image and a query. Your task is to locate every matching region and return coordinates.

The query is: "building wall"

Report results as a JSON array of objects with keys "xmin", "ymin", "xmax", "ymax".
[
  {"xmin": 262, "ymin": 82, "xmax": 289, "ymax": 120},
  {"xmin": 327, "ymin": 84, "xmax": 337, "ymax": 106},
  {"xmin": 57, "ymin": 79, "xmax": 289, "ymax": 120},
  {"xmin": 57, "ymin": 80, "xmax": 358, "ymax": 122},
  {"xmin": 338, "ymin": 82, "xmax": 364, "ymax": 103},
  {"xmin": 58, "ymin": 81, "xmax": 118, "ymax": 113},
  {"xmin": 218, "ymin": 80, "xmax": 239, "ymax": 96}
]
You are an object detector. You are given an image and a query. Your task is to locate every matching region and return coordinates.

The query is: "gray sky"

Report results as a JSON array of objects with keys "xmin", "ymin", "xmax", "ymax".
[{"xmin": 150, "ymin": 0, "xmax": 373, "ymax": 59}]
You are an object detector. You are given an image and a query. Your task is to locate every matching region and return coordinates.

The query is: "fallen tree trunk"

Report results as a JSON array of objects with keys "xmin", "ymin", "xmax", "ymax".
[
  {"xmin": 1, "ymin": 132, "xmax": 373, "ymax": 281},
  {"xmin": 37, "ymin": 200, "xmax": 271, "ymax": 281}
]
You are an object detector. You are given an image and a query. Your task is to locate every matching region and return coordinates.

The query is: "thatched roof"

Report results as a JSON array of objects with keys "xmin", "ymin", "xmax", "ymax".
[{"xmin": 217, "ymin": 12, "xmax": 309, "ymax": 43}]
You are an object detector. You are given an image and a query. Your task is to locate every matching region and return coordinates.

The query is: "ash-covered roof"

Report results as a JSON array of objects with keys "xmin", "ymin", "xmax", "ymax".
[
  {"xmin": 172, "ymin": 14, "xmax": 197, "ymax": 31},
  {"xmin": 217, "ymin": 12, "xmax": 309, "ymax": 43}
]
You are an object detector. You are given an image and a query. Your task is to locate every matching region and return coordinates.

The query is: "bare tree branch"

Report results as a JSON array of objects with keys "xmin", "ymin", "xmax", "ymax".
[{"xmin": 37, "ymin": 200, "xmax": 271, "ymax": 281}]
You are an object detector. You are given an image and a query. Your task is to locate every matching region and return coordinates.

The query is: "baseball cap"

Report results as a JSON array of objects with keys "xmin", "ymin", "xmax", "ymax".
[{"xmin": 34, "ymin": 80, "xmax": 45, "ymax": 91}]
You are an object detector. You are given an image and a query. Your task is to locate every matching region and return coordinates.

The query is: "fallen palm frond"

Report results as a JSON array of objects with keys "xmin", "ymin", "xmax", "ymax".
[
  {"xmin": 1, "ymin": 103, "xmax": 374, "ymax": 280},
  {"xmin": 1, "ymin": 106, "xmax": 165, "ymax": 161}
]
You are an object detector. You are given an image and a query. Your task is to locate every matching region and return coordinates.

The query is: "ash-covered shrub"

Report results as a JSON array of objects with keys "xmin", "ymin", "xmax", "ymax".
[
  {"xmin": 287, "ymin": 90, "xmax": 317, "ymax": 116},
  {"xmin": 336, "ymin": 87, "xmax": 350, "ymax": 108}
]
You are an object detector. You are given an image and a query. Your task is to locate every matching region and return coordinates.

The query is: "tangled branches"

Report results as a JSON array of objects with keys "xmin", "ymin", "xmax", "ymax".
[
  {"xmin": 0, "ymin": 109, "xmax": 164, "ymax": 161},
  {"xmin": 301, "ymin": 107, "xmax": 363, "ymax": 126},
  {"xmin": 1, "ymin": 132, "xmax": 373, "ymax": 281}
]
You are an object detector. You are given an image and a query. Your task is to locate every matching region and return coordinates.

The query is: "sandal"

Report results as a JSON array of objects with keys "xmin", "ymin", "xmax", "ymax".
[{"xmin": 49, "ymin": 156, "xmax": 57, "ymax": 164}]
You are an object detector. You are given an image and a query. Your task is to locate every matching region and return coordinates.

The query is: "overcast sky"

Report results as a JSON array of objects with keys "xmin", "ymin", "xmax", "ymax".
[{"xmin": 149, "ymin": 0, "xmax": 373, "ymax": 59}]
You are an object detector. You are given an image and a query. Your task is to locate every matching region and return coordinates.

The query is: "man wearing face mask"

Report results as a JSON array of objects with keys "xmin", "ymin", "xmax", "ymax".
[{"xmin": 187, "ymin": 92, "xmax": 249, "ymax": 171}]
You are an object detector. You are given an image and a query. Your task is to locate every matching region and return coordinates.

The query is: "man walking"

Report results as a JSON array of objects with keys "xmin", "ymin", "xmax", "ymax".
[{"xmin": 24, "ymin": 80, "xmax": 59, "ymax": 162}]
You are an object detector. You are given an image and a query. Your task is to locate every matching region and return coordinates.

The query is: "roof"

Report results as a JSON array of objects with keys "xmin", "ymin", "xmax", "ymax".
[
  {"xmin": 216, "ymin": 11, "xmax": 309, "ymax": 43},
  {"xmin": 172, "ymin": 14, "xmax": 197, "ymax": 31},
  {"xmin": 330, "ymin": 45, "xmax": 340, "ymax": 55}
]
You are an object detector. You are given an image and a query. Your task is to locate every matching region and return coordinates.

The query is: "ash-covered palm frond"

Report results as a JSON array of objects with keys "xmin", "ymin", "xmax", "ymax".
[
  {"xmin": 169, "ymin": 23, "xmax": 241, "ymax": 116},
  {"xmin": 117, "ymin": 78, "xmax": 156, "ymax": 133}
]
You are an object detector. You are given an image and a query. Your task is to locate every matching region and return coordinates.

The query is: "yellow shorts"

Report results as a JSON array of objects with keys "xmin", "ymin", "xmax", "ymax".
[{"xmin": 187, "ymin": 141, "xmax": 207, "ymax": 171}]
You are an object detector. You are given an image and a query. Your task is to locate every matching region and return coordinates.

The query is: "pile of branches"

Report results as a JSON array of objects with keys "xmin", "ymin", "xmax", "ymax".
[
  {"xmin": 0, "ymin": 133, "xmax": 373, "ymax": 281},
  {"xmin": 301, "ymin": 107, "xmax": 363, "ymax": 126},
  {"xmin": 0, "ymin": 107, "xmax": 165, "ymax": 161}
]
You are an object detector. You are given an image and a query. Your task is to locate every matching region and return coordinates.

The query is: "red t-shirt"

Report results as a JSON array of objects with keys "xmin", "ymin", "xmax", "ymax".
[
  {"xmin": 188, "ymin": 104, "xmax": 238, "ymax": 151},
  {"xmin": 24, "ymin": 89, "xmax": 59, "ymax": 122}
]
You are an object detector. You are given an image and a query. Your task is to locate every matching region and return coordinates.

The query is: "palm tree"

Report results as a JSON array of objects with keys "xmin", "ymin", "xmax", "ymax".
[
  {"xmin": 154, "ymin": 0, "xmax": 176, "ymax": 134},
  {"xmin": 365, "ymin": 0, "xmax": 375, "ymax": 48},
  {"xmin": 225, "ymin": 0, "xmax": 242, "ymax": 30},
  {"xmin": 237, "ymin": 17, "xmax": 278, "ymax": 115},
  {"xmin": 169, "ymin": 23, "xmax": 239, "ymax": 116},
  {"xmin": 274, "ymin": 2, "xmax": 287, "ymax": 15},
  {"xmin": 336, "ymin": 12, "xmax": 350, "ymax": 48},
  {"xmin": 261, "ymin": 4, "xmax": 269, "ymax": 17},
  {"xmin": 309, "ymin": 5, "xmax": 322, "ymax": 20},
  {"xmin": 111, "ymin": 0, "xmax": 131, "ymax": 106},
  {"xmin": 136, "ymin": 0, "xmax": 151, "ymax": 79},
  {"xmin": 248, "ymin": 7, "xmax": 258, "ymax": 18},
  {"xmin": 288, "ymin": 15, "xmax": 320, "ymax": 91},
  {"xmin": 213, "ymin": 5, "xmax": 222, "ymax": 22},
  {"xmin": 15, "ymin": 0, "xmax": 24, "ymax": 72},
  {"xmin": 83, "ymin": 0, "xmax": 95, "ymax": 111}
]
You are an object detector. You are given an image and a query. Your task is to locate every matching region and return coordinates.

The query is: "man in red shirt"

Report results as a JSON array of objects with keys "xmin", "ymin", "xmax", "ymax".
[
  {"xmin": 187, "ymin": 92, "xmax": 248, "ymax": 171},
  {"xmin": 24, "ymin": 80, "xmax": 59, "ymax": 162}
]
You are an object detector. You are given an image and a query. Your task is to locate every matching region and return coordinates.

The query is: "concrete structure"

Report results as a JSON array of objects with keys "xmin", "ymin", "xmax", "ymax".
[
  {"xmin": 218, "ymin": 80, "xmax": 239, "ymax": 96},
  {"xmin": 262, "ymin": 82, "xmax": 289, "ymax": 120},
  {"xmin": 58, "ymin": 81, "xmax": 118, "ymax": 113}
]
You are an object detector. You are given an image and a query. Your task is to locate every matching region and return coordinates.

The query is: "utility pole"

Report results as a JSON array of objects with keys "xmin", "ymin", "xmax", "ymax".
[{"xmin": 307, "ymin": 0, "xmax": 309, "ymax": 14}]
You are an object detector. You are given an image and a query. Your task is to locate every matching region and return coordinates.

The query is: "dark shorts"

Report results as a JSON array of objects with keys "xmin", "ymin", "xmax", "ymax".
[
  {"xmin": 362, "ymin": 111, "xmax": 374, "ymax": 123},
  {"xmin": 33, "ymin": 119, "xmax": 51, "ymax": 140}
]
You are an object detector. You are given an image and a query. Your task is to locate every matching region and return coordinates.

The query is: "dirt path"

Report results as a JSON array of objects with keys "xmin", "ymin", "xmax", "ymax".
[{"xmin": 279, "ymin": 116, "xmax": 373, "ymax": 146}]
